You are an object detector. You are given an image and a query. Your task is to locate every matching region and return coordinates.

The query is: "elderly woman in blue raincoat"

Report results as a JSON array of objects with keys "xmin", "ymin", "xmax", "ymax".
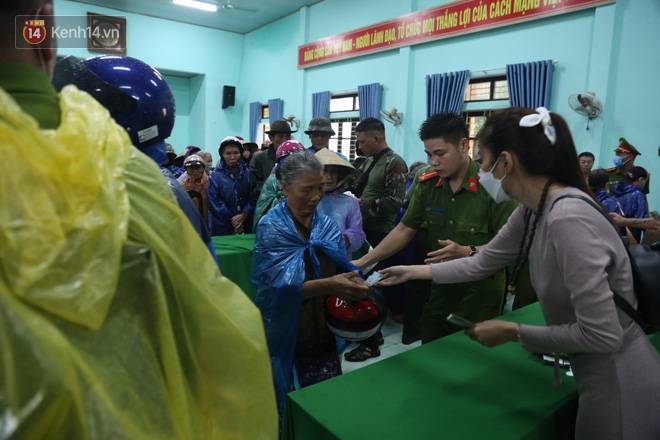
[{"xmin": 252, "ymin": 150, "xmax": 369, "ymax": 418}]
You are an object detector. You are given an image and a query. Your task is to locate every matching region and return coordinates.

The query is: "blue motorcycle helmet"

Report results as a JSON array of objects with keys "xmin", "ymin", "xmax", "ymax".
[{"xmin": 52, "ymin": 55, "xmax": 175, "ymax": 165}]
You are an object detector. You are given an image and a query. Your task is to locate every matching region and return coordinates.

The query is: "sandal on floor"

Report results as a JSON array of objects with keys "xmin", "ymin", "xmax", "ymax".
[{"xmin": 344, "ymin": 344, "xmax": 381, "ymax": 362}]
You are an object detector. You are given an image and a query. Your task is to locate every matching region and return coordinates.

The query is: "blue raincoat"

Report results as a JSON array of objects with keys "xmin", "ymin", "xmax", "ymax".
[
  {"xmin": 252, "ymin": 200, "xmax": 357, "ymax": 416},
  {"xmin": 611, "ymin": 182, "xmax": 649, "ymax": 242},
  {"xmin": 611, "ymin": 182, "xmax": 648, "ymax": 219},
  {"xmin": 595, "ymin": 189, "xmax": 619, "ymax": 214},
  {"xmin": 163, "ymin": 164, "xmax": 182, "ymax": 177},
  {"xmin": 208, "ymin": 160, "xmax": 254, "ymax": 236}
]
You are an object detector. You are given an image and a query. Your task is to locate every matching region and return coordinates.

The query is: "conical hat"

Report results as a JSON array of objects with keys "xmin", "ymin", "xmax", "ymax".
[{"xmin": 315, "ymin": 148, "xmax": 354, "ymax": 170}]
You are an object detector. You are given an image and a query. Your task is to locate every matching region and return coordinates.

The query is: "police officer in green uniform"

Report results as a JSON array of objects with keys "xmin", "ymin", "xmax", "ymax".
[
  {"xmin": 354, "ymin": 113, "xmax": 516, "ymax": 343},
  {"xmin": 606, "ymin": 137, "xmax": 648, "ymax": 194}
]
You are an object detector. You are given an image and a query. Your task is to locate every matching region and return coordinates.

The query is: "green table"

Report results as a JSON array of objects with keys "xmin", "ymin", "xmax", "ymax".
[
  {"xmin": 212, "ymin": 234, "xmax": 255, "ymax": 299},
  {"xmin": 286, "ymin": 304, "xmax": 659, "ymax": 440}
]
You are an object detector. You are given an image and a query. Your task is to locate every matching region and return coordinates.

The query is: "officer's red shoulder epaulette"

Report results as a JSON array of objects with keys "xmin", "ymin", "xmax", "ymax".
[
  {"xmin": 467, "ymin": 176, "xmax": 479, "ymax": 193},
  {"xmin": 418, "ymin": 170, "xmax": 440, "ymax": 182}
]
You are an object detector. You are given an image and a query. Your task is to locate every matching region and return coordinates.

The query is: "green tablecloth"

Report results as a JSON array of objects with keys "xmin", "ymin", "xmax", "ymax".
[
  {"xmin": 286, "ymin": 303, "xmax": 659, "ymax": 440},
  {"xmin": 212, "ymin": 234, "xmax": 255, "ymax": 299}
]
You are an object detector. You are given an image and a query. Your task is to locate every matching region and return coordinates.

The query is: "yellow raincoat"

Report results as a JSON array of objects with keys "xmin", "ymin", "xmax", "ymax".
[{"xmin": 0, "ymin": 85, "xmax": 277, "ymax": 438}]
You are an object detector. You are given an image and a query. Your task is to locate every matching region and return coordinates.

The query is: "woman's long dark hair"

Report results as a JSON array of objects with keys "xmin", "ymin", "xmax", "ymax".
[
  {"xmin": 477, "ymin": 108, "xmax": 588, "ymax": 193},
  {"xmin": 476, "ymin": 107, "xmax": 591, "ymax": 295}
]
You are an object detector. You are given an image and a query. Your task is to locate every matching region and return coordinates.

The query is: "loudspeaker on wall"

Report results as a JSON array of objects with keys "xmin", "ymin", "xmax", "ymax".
[{"xmin": 222, "ymin": 85, "xmax": 235, "ymax": 109}]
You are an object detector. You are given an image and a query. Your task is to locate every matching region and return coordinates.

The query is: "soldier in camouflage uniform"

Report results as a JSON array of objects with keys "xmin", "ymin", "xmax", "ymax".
[{"xmin": 346, "ymin": 118, "xmax": 408, "ymax": 361}]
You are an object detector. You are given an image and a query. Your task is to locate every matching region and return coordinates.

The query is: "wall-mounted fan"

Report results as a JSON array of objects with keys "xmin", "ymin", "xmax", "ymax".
[
  {"xmin": 285, "ymin": 114, "xmax": 300, "ymax": 130},
  {"xmin": 380, "ymin": 107, "xmax": 403, "ymax": 126},
  {"xmin": 568, "ymin": 92, "xmax": 602, "ymax": 130}
]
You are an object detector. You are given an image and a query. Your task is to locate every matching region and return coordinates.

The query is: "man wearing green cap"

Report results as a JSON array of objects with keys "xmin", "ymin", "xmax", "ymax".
[
  {"xmin": 305, "ymin": 117, "xmax": 335, "ymax": 152},
  {"xmin": 305, "ymin": 117, "xmax": 348, "ymax": 160},
  {"xmin": 250, "ymin": 119, "xmax": 295, "ymax": 194}
]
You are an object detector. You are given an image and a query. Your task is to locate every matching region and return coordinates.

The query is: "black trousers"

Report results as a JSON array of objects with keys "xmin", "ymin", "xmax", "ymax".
[{"xmin": 402, "ymin": 229, "xmax": 430, "ymax": 343}]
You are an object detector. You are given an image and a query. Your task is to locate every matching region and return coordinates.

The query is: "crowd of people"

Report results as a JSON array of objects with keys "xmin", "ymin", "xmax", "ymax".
[
  {"xmin": 2, "ymin": 1, "xmax": 660, "ymax": 438},
  {"xmin": 170, "ymin": 123, "xmax": 657, "ymax": 258},
  {"xmin": 167, "ymin": 109, "xmax": 660, "ymax": 436},
  {"xmin": 578, "ymin": 140, "xmax": 656, "ymax": 243}
]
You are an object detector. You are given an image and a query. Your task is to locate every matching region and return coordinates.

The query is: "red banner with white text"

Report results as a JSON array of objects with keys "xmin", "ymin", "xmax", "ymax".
[{"xmin": 298, "ymin": 0, "xmax": 614, "ymax": 68}]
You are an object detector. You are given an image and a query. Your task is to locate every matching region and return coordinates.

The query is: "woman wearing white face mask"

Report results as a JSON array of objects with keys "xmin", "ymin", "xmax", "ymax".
[{"xmin": 378, "ymin": 107, "xmax": 660, "ymax": 439}]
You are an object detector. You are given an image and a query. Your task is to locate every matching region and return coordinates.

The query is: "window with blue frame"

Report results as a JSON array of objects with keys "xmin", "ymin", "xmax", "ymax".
[
  {"xmin": 462, "ymin": 75, "xmax": 510, "ymax": 159},
  {"xmin": 464, "ymin": 76, "xmax": 509, "ymax": 102},
  {"xmin": 329, "ymin": 93, "xmax": 360, "ymax": 160}
]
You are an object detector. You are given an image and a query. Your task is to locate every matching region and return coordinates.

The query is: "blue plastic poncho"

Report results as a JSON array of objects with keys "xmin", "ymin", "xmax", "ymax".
[
  {"xmin": 595, "ymin": 189, "xmax": 619, "ymax": 214},
  {"xmin": 252, "ymin": 200, "xmax": 357, "ymax": 415},
  {"xmin": 611, "ymin": 182, "xmax": 649, "ymax": 219},
  {"xmin": 611, "ymin": 181, "xmax": 649, "ymax": 242}
]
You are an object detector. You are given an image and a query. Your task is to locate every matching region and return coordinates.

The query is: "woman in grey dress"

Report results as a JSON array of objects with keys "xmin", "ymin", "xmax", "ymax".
[{"xmin": 378, "ymin": 107, "xmax": 660, "ymax": 439}]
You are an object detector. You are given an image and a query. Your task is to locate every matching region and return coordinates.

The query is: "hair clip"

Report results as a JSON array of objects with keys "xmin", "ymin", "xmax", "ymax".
[{"xmin": 519, "ymin": 107, "xmax": 556, "ymax": 145}]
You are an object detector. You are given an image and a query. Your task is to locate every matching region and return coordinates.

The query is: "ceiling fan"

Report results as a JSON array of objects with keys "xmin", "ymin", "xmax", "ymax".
[{"xmin": 220, "ymin": 0, "xmax": 258, "ymax": 12}]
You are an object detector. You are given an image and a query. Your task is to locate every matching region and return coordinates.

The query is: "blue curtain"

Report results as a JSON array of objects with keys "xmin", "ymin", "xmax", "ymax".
[
  {"xmin": 268, "ymin": 98, "xmax": 284, "ymax": 124},
  {"xmin": 358, "ymin": 83, "xmax": 383, "ymax": 120},
  {"xmin": 506, "ymin": 60, "xmax": 554, "ymax": 109},
  {"xmin": 249, "ymin": 101, "xmax": 262, "ymax": 143},
  {"xmin": 312, "ymin": 91, "xmax": 331, "ymax": 118},
  {"xmin": 426, "ymin": 70, "xmax": 469, "ymax": 117}
]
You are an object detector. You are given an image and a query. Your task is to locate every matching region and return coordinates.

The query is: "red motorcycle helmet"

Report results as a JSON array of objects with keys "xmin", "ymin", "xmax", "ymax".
[{"xmin": 325, "ymin": 289, "xmax": 386, "ymax": 341}]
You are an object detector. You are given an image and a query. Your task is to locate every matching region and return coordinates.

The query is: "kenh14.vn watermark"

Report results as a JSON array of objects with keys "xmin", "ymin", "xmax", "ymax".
[{"xmin": 16, "ymin": 14, "xmax": 126, "ymax": 51}]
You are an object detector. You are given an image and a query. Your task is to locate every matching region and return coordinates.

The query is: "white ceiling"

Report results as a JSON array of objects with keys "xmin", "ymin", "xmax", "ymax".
[{"xmin": 68, "ymin": 0, "xmax": 321, "ymax": 34}]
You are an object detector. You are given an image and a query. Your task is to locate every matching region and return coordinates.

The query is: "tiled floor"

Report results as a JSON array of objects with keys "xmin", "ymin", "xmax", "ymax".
[{"xmin": 340, "ymin": 318, "xmax": 422, "ymax": 374}]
